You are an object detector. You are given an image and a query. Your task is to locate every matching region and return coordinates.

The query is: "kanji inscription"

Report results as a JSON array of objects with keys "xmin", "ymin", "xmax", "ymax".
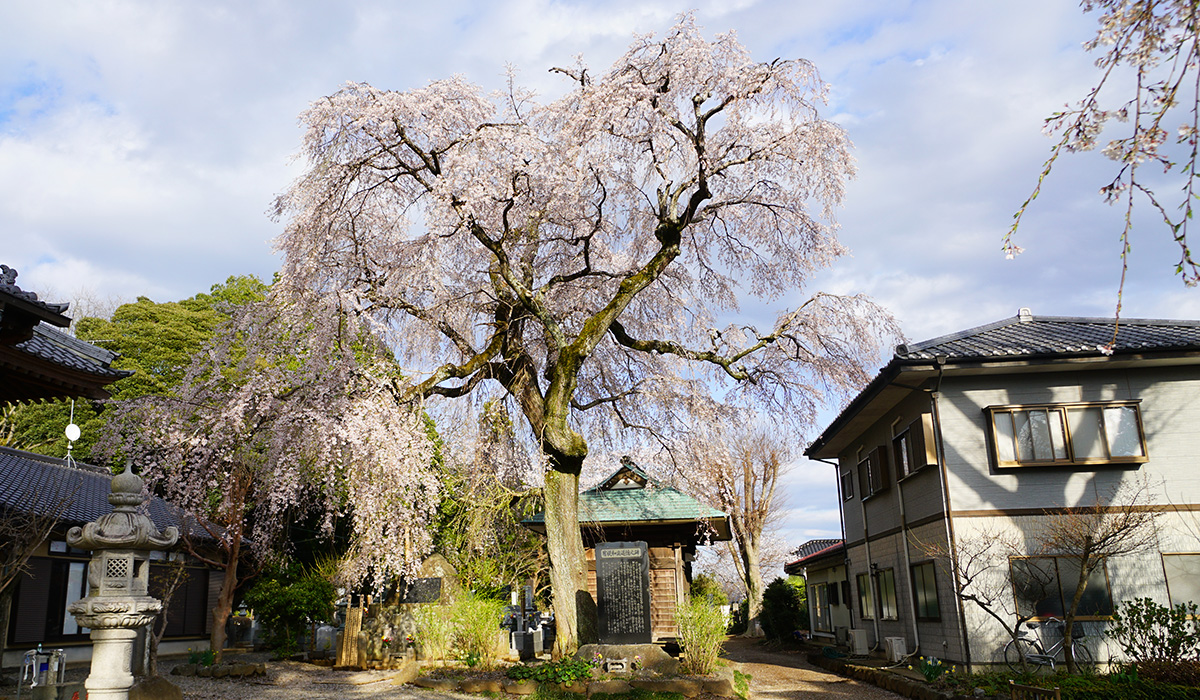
[{"xmin": 595, "ymin": 541, "xmax": 651, "ymax": 644}]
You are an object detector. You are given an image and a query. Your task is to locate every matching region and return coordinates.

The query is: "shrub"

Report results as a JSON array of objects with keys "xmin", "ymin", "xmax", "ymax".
[
  {"xmin": 413, "ymin": 603, "xmax": 456, "ymax": 661},
  {"xmin": 690, "ymin": 574, "xmax": 729, "ymax": 607},
  {"xmin": 675, "ymin": 596, "xmax": 726, "ymax": 675},
  {"xmin": 452, "ymin": 592, "xmax": 508, "ymax": 669},
  {"xmin": 1109, "ymin": 598, "xmax": 1200, "ymax": 663},
  {"xmin": 187, "ymin": 647, "xmax": 215, "ymax": 666},
  {"xmin": 732, "ymin": 670, "xmax": 751, "ymax": 700},
  {"xmin": 1134, "ymin": 659, "xmax": 1200, "ymax": 686},
  {"xmin": 243, "ymin": 562, "xmax": 335, "ymax": 657},
  {"xmin": 507, "ymin": 656, "xmax": 597, "ymax": 683},
  {"xmin": 759, "ymin": 577, "xmax": 806, "ymax": 640}
]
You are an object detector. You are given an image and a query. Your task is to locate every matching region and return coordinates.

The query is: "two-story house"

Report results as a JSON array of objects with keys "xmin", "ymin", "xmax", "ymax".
[{"xmin": 804, "ymin": 310, "xmax": 1200, "ymax": 667}]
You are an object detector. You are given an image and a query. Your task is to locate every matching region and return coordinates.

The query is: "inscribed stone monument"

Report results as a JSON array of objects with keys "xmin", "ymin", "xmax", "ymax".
[{"xmin": 595, "ymin": 541, "xmax": 651, "ymax": 644}]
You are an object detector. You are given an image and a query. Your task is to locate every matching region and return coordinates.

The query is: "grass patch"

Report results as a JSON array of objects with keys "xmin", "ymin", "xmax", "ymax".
[
  {"xmin": 732, "ymin": 670, "xmax": 751, "ymax": 700},
  {"xmin": 528, "ymin": 686, "xmax": 585, "ymax": 700},
  {"xmin": 590, "ymin": 690, "xmax": 686, "ymax": 700},
  {"xmin": 937, "ymin": 671, "xmax": 1200, "ymax": 700}
]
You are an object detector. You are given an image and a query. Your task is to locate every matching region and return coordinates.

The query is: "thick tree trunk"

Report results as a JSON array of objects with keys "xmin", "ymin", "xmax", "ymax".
[
  {"xmin": 211, "ymin": 541, "xmax": 240, "ymax": 664},
  {"xmin": 544, "ymin": 467, "xmax": 593, "ymax": 657},
  {"xmin": 740, "ymin": 532, "xmax": 764, "ymax": 636}
]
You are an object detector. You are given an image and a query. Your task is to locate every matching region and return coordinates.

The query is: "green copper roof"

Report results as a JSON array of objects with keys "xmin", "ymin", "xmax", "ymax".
[{"xmin": 526, "ymin": 460, "xmax": 728, "ymax": 531}]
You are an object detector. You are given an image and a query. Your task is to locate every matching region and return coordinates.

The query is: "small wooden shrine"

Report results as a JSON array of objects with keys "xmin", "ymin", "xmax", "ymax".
[{"xmin": 527, "ymin": 457, "xmax": 731, "ymax": 642}]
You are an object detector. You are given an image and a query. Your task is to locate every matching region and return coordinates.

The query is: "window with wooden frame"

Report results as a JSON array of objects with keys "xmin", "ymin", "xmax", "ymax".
[
  {"xmin": 1010, "ymin": 556, "xmax": 1114, "ymax": 619},
  {"xmin": 878, "ymin": 568, "xmax": 898, "ymax": 620},
  {"xmin": 857, "ymin": 572, "xmax": 874, "ymax": 620},
  {"xmin": 987, "ymin": 401, "xmax": 1147, "ymax": 468},
  {"xmin": 911, "ymin": 561, "xmax": 940, "ymax": 621},
  {"xmin": 857, "ymin": 445, "xmax": 890, "ymax": 500},
  {"xmin": 1162, "ymin": 554, "xmax": 1200, "ymax": 609},
  {"xmin": 812, "ymin": 582, "xmax": 832, "ymax": 632},
  {"xmin": 893, "ymin": 414, "xmax": 937, "ymax": 479}
]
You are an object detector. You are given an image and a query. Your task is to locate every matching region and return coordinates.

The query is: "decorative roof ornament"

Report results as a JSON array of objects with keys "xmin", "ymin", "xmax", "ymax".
[{"xmin": 66, "ymin": 470, "xmax": 179, "ymax": 551}]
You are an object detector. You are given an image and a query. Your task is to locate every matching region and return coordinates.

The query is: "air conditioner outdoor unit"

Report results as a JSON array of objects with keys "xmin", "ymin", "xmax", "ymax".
[
  {"xmin": 884, "ymin": 636, "xmax": 907, "ymax": 663},
  {"xmin": 847, "ymin": 629, "xmax": 869, "ymax": 656}
]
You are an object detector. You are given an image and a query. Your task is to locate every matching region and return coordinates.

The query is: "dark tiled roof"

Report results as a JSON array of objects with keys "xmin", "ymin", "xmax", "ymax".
[
  {"xmin": 0, "ymin": 264, "xmax": 70, "ymax": 322},
  {"xmin": 16, "ymin": 325, "xmax": 127, "ymax": 379},
  {"xmin": 896, "ymin": 310, "xmax": 1200, "ymax": 361},
  {"xmin": 0, "ymin": 447, "xmax": 199, "ymax": 537},
  {"xmin": 784, "ymin": 539, "xmax": 844, "ymax": 573}
]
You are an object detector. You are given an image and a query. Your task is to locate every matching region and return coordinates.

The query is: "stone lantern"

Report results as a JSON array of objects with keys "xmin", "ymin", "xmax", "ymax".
[{"xmin": 66, "ymin": 470, "xmax": 178, "ymax": 700}]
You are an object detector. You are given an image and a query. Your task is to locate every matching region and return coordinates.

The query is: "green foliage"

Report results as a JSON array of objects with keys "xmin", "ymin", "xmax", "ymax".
[
  {"xmin": 1109, "ymin": 598, "xmax": 1200, "ymax": 664},
  {"xmin": 589, "ymin": 690, "xmax": 685, "ymax": 700},
  {"xmin": 728, "ymin": 599, "xmax": 749, "ymax": 635},
  {"xmin": 675, "ymin": 596, "xmax": 727, "ymax": 675},
  {"xmin": 4, "ymin": 275, "xmax": 268, "ymax": 463},
  {"xmin": 187, "ymin": 647, "xmax": 216, "ymax": 666},
  {"xmin": 452, "ymin": 592, "xmax": 508, "ymax": 669},
  {"xmin": 507, "ymin": 656, "xmax": 597, "ymax": 684},
  {"xmin": 1132, "ymin": 659, "xmax": 1200, "ymax": 687},
  {"xmin": 732, "ymin": 670, "xmax": 751, "ymax": 700},
  {"xmin": 941, "ymin": 670, "xmax": 1200, "ymax": 700},
  {"xmin": 242, "ymin": 560, "xmax": 335, "ymax": 656},
  {"xmin": 689, "ymin": 573, "xmax": 728, "ymax": 607},
  {"xmin": 908, "ymin": 656, "xmax": 955, "ymax": 683},
  {"xmin": 527, "ymin": 685, "xmax": 585, "ymax": 700},
  {"xmin": 414, "ymin": 603, "xmax": 456, "ymax": 661},
  {"xmin": 760, "ymin": 577, "xmax": 807, "ymax": 640}
]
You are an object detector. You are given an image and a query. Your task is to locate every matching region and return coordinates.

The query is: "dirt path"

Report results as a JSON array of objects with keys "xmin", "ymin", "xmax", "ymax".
[{"xmin": 720, "ymin": 637, "xmax": 901, "ymax": 700}]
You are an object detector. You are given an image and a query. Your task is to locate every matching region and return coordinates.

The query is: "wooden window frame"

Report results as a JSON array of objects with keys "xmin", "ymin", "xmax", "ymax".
[
  {"xmin": 986, "ymin": 400, "xmax": 1149, "ymax": 469},
  {"xmin": 857, "ymin": 572, "xmax": 874, "ymax": 620},
  {"xmin": 858, "ymin": 445, "xmax": 891, "ymax": 501},
  {"xmin": 893, "ymin": 414, "xmax": 937, "ymax": 480},
  {"xmin": 878, "ymin": 568, "xmax": 898, "ymax": 620},
  {"xmin": 1009, "ymin": 556, "xmax": 1115, "ymax": 620},
  {"xmin": 910, "ymin": 561, "xmax": 940, "ymax": 621}
]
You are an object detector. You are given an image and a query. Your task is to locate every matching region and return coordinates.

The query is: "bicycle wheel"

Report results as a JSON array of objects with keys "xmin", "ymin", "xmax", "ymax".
[
  {"xmin": 1069, "ymin": 643, "xmax": 1095, "ymax": 673},
  {"xmin": 1004, "ymin": 638, "xmax": 1039, "ymax": 674}
]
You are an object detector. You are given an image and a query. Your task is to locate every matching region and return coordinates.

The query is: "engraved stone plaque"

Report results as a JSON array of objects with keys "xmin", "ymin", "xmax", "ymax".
[{"xmin": 595, "ymin": 541, "xmax": 651, "ymax": 644}]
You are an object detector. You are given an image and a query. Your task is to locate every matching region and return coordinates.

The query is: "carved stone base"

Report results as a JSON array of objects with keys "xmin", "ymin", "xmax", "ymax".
[{"xmin": 85, "ymin": 627, "xmax": 138, "ymax": 699}]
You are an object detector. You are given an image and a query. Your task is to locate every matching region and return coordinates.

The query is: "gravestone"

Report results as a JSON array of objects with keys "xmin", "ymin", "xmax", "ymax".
[
  {"xmin": 399, "ymin": 577, "xmax": 442, "ymax": 604},
  {"xmin": 595, "ymin": 541, "xmax": 652, "ymax": 644}
]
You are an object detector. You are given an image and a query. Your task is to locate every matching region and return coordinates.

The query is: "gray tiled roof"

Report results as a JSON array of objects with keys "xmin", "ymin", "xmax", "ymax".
[
  {"xmin": 896, "ymin": 311, "xmax": 1200, "ymax": 361},
  {"xmin": 16, "ymin": 325, "xmax": 128, "ymax": 379},
  {"xmin": 784, "ymin": 538, "xmax": 844, "ymax": 572},
  {"xmin": 0, "ymin": 264, "xmax": 70, "ymax": 320},
  {"xmin": 0, "ymin": 447, "xmax": 199, "ymax": 537}
]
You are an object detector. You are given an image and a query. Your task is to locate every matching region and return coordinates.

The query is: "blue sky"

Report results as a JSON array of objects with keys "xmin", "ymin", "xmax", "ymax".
[{"xmin": 3, "ymin": 1, "xmax": 1198, "ymax": 571}]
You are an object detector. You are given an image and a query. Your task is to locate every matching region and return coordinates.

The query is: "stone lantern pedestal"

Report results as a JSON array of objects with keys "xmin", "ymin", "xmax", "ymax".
[{"xmin": 66, "ymin": 470, "xmax": 178, "ymax": 700}]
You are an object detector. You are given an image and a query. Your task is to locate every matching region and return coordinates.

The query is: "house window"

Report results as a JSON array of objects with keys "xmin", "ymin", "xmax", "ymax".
[
  {"xmin": 893, "ymin": 415, "xmax": 936, "ymax": 479},
  {"xmin": 1010, "ymin": 557, "xmax": 1114, "ymax": 618},
  {"xmin": 878, "ymin": 568, "xmax": 898, "ymax": 619},
  {"xmin": 911, "ymin": 562, "xmax": 939, "ymax": 620},
  {"xmin": 1163, "ymin": 554, "xmax": 1200, "ymax": 608},
  {"xmin": 812, "ymin": 583, "xmax": 831, "ymax": 632},
  {"xmin": 841, "ymin": 468, "xmax": 854, "ymax": 501},
  {"xmin": 61, "ymin": 562, "xmax": 89, "ymax": 635},
  {"xmin": 988, "ymin": 401, "xmax": 1147, "ymax": 468},
  {"xmin": 857, "ymin": 445, "xmax": 890, "ymax": 500},
  {"xmin": 857, "ymin": 573, "xmax": 874, "ymax": 620}
]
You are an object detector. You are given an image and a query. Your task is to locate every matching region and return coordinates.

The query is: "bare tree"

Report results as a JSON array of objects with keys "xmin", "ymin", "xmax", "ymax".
[
  {"xmin": 914, "ymin": 528, "xmax": 1054, "ymax": 672},
  {"xmin": 683, "ymin": 418, "xmax": 793, "ymax": 636},
  {"xmin": 1035, "ymin": 480, "xmax": 1161, "ymax": 673},
  {"xmin": 0, "ymin": 477, "xmax": 77, "ymax": 678},
  {"xmin": 146, "ymin": 556, "xmax": 188, "ymax": 677}
]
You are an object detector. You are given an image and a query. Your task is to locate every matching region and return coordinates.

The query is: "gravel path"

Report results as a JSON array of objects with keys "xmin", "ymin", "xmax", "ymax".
[
  {"xmin": 720, "ymin": 637, "xmax": 903, "ymax": 700},
  {"xmin": 1, "ymin": 640, "xmax": 901, "ymax": 699}
]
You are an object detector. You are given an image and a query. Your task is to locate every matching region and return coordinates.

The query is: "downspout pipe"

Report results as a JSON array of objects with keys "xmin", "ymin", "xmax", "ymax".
[
  {"xmin": 813, "ymin": 455, "xmax": 879, "ymax": 647},
  {"xmin": 930, "ymin": 356, "xmax": 973, "ymax": 670}
]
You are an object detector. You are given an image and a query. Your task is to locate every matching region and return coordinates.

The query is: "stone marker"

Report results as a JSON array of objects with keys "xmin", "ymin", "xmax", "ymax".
[{"xmin": 595, "ymin": 541, "xmax": 651, "ymax": 644}]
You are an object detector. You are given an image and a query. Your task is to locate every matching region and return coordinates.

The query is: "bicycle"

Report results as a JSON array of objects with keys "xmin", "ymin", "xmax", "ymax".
[{"xmin": 1003, "ymin": 616, "xmax": 1094, "ymax": 673}]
